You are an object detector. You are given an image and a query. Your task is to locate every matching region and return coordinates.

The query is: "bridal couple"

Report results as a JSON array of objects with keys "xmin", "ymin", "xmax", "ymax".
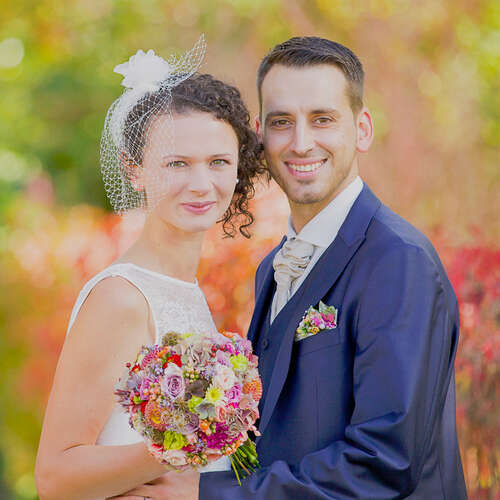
[{"xmin": 35, "ymin": 35, "xmax": 467, "ymax": 499}]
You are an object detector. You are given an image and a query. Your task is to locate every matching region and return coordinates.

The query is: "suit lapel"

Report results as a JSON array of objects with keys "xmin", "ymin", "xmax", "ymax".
[
  {"xmin": 247, "ymin": 237, "xmax": 286, "ymax": 346},
  {"xmin": 258, "ymin": 185, "xmax": 381, "ymax": 433}
]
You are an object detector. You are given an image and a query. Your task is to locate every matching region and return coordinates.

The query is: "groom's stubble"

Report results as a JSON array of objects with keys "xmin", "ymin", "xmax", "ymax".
[{"xmin": 257, "ymin": 63, "xmax": 367, "ymax": 230}]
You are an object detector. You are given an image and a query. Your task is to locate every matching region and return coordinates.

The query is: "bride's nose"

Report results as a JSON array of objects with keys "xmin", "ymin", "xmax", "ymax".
[{"xmin": 187, "ymin": 164, "xmax": 212, "ymax": 195}]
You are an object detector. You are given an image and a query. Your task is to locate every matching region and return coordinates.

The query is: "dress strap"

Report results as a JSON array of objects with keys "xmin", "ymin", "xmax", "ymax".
[{"xmin": 67, "ymin": 263, "xmax": 159, "ymax": 341}]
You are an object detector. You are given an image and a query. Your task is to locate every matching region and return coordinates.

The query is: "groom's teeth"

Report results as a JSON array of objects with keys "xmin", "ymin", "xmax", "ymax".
[{"xmin": 288, "ymin": 161, "xmax": 324, "ymax": 172}]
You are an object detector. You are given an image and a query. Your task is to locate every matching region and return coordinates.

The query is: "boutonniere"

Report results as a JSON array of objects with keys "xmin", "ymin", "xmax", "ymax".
[{"xmin": 295, "ymin": 301, "xmax": 338, "ymax": 342}]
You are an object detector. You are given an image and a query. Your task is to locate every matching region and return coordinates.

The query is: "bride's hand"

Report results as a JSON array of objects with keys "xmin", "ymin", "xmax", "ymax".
[{"xmin": 107, "ymin": 470, "xmax": 200, "ymax": 500}]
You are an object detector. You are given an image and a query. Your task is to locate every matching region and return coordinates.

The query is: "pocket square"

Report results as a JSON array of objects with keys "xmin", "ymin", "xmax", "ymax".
[{"xmin": 295, "ymin": 301, "xmax": 338, "ymax": 342}]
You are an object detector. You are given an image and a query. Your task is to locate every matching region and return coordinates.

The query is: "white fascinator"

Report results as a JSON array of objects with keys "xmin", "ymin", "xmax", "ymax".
[{"xmin": 100, "ymin": 35, "xmax": 206, "ymax": 213}]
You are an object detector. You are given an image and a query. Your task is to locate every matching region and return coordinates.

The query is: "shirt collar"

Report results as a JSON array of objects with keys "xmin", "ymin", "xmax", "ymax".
[{"xmin": 287, "ymin": 176, "xmax": 364, "ymax": 247}]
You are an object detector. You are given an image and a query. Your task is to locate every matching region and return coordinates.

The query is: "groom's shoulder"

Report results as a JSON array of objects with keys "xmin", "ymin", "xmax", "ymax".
[
  {"xmin": 366, "ymin": 202, "xmax": 444, "ymax": 275},
  {"xmin": 363, "ymin": 202, "xmax": 458, "ymax": 311},
  {"xmin": 370, "ymin": 204, "xmax": 430, "ymax": 247}
]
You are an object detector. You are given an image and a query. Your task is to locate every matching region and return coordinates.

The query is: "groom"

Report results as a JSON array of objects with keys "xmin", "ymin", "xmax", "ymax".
[
  {"xmin": 118, "ymin": 37, "xmax": 467, "ymax": 499},
  {"xmin": 199, "ymin": 36, "xmax": 467, "ymax": 499}
]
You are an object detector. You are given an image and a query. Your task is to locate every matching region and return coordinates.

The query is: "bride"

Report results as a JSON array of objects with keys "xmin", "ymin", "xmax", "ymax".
[{"xmin": 35, "ymin": 37, "xmax": 263, "ymax": 500}]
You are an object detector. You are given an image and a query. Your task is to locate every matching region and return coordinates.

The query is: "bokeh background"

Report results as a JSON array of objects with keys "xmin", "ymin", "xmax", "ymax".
[{"xmin": 0, "ymin": 0, "xmax": 499, "ymax": 498}]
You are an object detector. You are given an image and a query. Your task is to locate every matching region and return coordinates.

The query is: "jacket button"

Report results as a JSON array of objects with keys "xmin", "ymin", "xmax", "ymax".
[{"xmin": 262, "ymin": 339, "xmax": 269, "ymax": 350}]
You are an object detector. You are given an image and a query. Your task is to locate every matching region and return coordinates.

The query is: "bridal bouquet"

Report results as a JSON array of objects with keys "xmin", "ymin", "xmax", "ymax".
[{"xmin": 115, "ymin": 330, "xmax": 261, "ymax": 483}]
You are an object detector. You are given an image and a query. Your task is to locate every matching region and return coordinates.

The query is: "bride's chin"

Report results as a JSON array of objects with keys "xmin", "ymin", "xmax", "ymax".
[{"xmin": 172, "ymin": 217, "xmax": 218, "ymax": 235}]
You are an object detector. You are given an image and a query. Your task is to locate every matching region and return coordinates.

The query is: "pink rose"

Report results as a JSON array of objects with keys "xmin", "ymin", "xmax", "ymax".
[
  {"xmin": 226, "ymin": 384, "xmax": 243, "ymax": 406},
  {"xmin": 216, "ymin": 350, "xmax": 231, "ymax": 366},
  {"xmin": 312, "ymin": 316, "xmax": 324, "ymax": 328},
  {"xmin": 239, "ymin": 339, "xmax": 253, "ymax": 357},
  {"xmin": 217, "ymin": 405, "xmax": 227, "ymax": 421},
  {"xmin": 249, "ymin": 354, "xmax": 259, "ymax": 366},
  {"xmin": 139, "ymin": 377, "xmax": 153, "ymax": 400},
  {"xmin": 239, "ymin": 394, "xmax": 258, "ymax": 410},
  {"xmin": 185, "ymin": 433, "xmax": 198, "ymax": 444},
  {"xmin": 322, "ymin": 312, "xmax": 336, "ymax": 327}
]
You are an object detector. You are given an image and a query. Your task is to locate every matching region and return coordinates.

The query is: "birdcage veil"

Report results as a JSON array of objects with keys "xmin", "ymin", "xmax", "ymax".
[{"xmin": 100, "ymin": 34, "xmax": 206, "ymax": 213}]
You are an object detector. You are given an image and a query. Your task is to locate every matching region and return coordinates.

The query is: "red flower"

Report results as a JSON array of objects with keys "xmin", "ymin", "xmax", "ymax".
[
  {"xmin": 163, "ymin": 354, "xmax": 182, "ymax": 368},
  {"xmin": 140, "ymin": 401, "xmax": 148, "ymax": 414}
]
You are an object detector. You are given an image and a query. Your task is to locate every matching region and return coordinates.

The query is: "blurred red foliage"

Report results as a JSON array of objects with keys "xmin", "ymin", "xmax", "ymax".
[
  {"xmin": 0, "ymin": 198, "xmax": 498, "ymax": 497},
  {"xmin": 432, "ymin": 232, "xmax": 500, "ymax": 497}
]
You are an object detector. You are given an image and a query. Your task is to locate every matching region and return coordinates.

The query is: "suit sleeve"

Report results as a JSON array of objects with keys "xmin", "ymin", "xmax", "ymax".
[{"xmin": 199, "ymin": 245, "xmax": 459, "ymax": 499}]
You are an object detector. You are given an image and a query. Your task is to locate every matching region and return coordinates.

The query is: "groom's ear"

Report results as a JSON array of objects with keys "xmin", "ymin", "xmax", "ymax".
[
  {"xmin": 255, "ymin": 116, "xmax": 265, "ymax": 161},
  {"xmin": 255, "ymin": 115, "xmax": 263, "ymax": 143},
  {"xmin": 356, "ymin": 107, "xmax": 374, "ymax": 153}
]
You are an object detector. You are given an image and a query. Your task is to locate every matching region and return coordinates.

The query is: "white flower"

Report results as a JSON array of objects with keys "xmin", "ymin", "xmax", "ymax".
[
  {"xmin": 114, "ymin": 49, "xmax": 171, "ymax": 92},
  {"xmin": 245, "ymin": 367, "xmax": 259, "ymax": 382},
  {"xmin": 213, "ymin": 364, "xmax": 236, "ymax": 391},
  {"xmin": 164, "ymin": 449, "xmax": 188, "ymax": 467}
]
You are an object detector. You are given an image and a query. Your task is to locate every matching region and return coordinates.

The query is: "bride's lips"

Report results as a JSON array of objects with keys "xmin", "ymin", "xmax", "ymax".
[
  {"xmin": 181, "ymin": 201, "xmax": 216, "ymax": 214},
  {"xmin": 284, "ymin": 159, "xmax": 327, "ymax": 179}
]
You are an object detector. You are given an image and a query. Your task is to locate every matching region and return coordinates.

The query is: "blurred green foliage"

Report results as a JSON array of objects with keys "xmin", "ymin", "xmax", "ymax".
[
  {"xmin": 0, "ymin": 0, "xmax": 499, "ymax": 498},
  {"xmin": 1, "ymin": 0, "xmax": 499, "ymax": 225}
]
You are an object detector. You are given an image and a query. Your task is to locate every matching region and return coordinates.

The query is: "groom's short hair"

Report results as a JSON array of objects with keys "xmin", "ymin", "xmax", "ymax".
[{"xmin": 257, "ymin": 36, "xmax": 365, "ymax": 115}]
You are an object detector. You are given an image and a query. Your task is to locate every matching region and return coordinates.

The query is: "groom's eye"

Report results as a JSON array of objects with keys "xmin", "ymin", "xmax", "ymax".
[
  {"xmin": 270, "ymin": 118, "xmax": 291, "ymax": 128},
  {"xmin": 314, "ymin": 116, "xmax": 334, "ymax": 125}
]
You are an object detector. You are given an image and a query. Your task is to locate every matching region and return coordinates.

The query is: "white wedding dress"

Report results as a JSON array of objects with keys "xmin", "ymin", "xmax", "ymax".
[{"xmin": 67, "ymin": 263, "xmax": 231, "ymax": 496}]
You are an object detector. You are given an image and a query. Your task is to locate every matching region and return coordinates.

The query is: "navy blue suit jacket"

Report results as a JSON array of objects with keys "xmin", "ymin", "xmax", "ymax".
[{"xmin": 199, "ymin": 185, "xmax": 467, "ymax": 499}]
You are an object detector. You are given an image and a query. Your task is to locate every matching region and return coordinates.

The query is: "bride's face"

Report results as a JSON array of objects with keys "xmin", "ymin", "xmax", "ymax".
[{"xmin": 141, "ymin": 111, "xmax": 239, "ymax": 233}]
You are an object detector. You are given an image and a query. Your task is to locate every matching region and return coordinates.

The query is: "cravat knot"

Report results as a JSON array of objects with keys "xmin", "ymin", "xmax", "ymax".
[{"xmin": 272, "ymin": 237, "xmax": 315, "ymax": 321}]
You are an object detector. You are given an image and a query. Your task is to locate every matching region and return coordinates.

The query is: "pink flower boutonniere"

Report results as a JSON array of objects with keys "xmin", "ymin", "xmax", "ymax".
[{"xmin": 295, "ymin": 301, "xmax": 338, "ymax": 342}]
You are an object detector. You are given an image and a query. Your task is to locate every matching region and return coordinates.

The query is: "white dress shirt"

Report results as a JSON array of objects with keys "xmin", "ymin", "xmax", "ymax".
[{"xmin": 270, "ymin": 176, "xmax": 364, "ymax": 320}]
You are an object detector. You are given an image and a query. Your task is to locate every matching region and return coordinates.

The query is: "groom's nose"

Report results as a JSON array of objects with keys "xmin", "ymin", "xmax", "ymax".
[{"xmin": 290, "ymin": 119, "xmax": 314, "ymax": 155}]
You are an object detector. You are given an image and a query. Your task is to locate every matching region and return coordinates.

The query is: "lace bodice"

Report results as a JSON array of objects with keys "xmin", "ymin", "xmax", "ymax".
[
  {"xmin": 66, "ymin": 262, "xmax": 231, "ymax": 487},
  {"xmin": 68, "ymin": 262, "xmax": 217, "ymax": 342}
]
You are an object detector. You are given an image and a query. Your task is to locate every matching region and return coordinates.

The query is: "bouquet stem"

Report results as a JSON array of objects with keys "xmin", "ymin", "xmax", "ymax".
[{"xmin": 229, "ymin": 439, "xmax": 260, "ymax": 485}]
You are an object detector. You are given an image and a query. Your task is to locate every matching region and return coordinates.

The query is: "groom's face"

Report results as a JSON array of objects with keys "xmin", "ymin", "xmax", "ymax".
[{"xmin": 257, "ymin": 64, "xmax": 364, "ymax": 211}]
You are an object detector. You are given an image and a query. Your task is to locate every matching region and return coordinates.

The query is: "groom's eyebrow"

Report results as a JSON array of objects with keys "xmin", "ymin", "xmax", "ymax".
[
  {"xmin": 311, "ymin": 108, "xmax": 341, "ymax": 117},
  {"xmin": 265, "ymin": 108, "xmax": 341, "ymax": 122},
  {"xmin": 264, "ymin": 111, "xmax": 291, "ymax": 122}
]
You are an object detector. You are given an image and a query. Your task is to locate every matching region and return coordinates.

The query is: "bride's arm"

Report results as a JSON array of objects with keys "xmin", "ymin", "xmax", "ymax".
[{"xmin": 35, "ymin": 277, "xmax": 166, "ymax": 500}]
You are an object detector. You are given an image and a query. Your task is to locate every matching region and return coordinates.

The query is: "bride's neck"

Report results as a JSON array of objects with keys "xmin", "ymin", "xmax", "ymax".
[{"xmin": 121, "ymin": 216, "xmax": 204, "ymax": 283}]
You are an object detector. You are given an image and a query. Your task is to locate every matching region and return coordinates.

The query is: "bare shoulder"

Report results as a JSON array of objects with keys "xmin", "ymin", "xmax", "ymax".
[
  {"xmin": 41, "ymin": 276, "xmax": 152, "ymax": 454},
  {"xmin": 55, "ymin": 275, "xmax": 154, "ymax": 399},
  {"xmin": 67, "ymin": 276, "xmax": 150, "ymax": 346},
  {"xmin": 71, "ymin": 276, "xmax": 148, "ymax": 330},
  {"xmin": 86, "ymin": 275, "xmax": 148, "ymax": 316}
]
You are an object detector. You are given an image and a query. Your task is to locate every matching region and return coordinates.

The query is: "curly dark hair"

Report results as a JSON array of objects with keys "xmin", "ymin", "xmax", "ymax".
[{"xmin": 122, "ymin": 73, "xmax": 265, "ymax": 238}]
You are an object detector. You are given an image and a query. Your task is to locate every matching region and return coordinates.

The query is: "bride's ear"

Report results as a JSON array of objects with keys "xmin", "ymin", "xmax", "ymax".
[{"xmin": 119, "ymin": 151, "xmax": 144, "ymax": 191}]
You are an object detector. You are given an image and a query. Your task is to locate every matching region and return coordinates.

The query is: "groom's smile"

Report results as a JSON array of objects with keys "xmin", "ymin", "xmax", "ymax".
[
  {"xmin": 257, "ymin": 63, "xmax": 373, "ymax": 230},
  {"xmin": 284, "ymin": 158, "xmax": 327, "ymax": 177}
]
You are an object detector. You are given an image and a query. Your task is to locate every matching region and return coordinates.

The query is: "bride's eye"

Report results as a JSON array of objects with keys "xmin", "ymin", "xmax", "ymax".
[
  {"xmin": 166, "ymin": 160, "xmax": 187, "ymax": 169},
  {"xmin": 211, "ymin": 158, "xmax": 229, "ymax": 167}
]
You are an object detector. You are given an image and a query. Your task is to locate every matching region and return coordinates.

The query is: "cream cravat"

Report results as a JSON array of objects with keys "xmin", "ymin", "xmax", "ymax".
[{"xmin": 271, "ymin": 237, "xmax": 315, "ymax": 322}]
